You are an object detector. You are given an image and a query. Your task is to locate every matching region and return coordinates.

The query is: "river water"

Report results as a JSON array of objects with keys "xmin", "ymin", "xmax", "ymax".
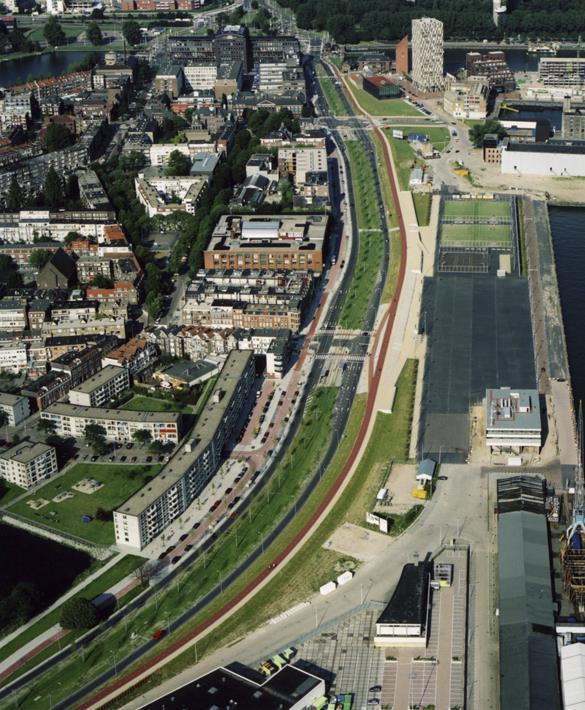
[
  {"xmin": 549, "ymin": 206, "xmax": 585, "ymax": 405},
  {"xmin": 1, "ymin": 50, "xmax": 104, "ymax": 87}
]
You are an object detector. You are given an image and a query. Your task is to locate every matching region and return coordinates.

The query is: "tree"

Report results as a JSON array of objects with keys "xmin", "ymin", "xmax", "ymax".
[
  {"xmin": 95, "ymin": 506, "xmax": 112, "ymax": 522},
  {"xmin": 44, "ymin": 123, "xmax": 74, "ymax": 152},
  {"xmin": 6, "ymin": 175, "xmax": 21, "ymax": 212},
  {"xmin": 37, "ymin": 418, "xmax": 57, "ymax": 435},
  {"xmin": 84, "ymin": 423, "xmax": 108, "ymax": 455},
  {"xmin": 60, "ymin": 597, "xmax": 99, "ymax": 630},
  {"xmin": 43, "ymin": 17, "xmax": 66, "ymax": 47},
  {"xmin": 145, "ymin": 291, "xmax": 162, "ymax": 320},
  {"xmin": 122, "ymin": 20, "xmax": 141, "ymax": 46},
  {"xmin": 29, "ymin": 249, "xmax": 52, "ymax": 270},
  {"xmin": 86, "ymin": 21, "xmax": 103, "ymax": 45},
  {"xmin": 44, "ymin": 168, "xmax": 63, "ymax": 209},
  {"xmin": 469, "ymin": 119, "xmax": 507, "ymax": 148},
  {"xmin": 165, "ymin": 149, "xmax": 191, "ymax": 176},
  {"xmin": 88, "ymin": 274, "xmax": 114, "ymax": 289},
  {"xmin": 132, "ymin": 429, "xmax": 152, "ymax": 446},
  {"xmin": 64, "ymin": 231, "xmax": 83, "ymax": 246},
  {"xmin": 134, "ymin": 562, "xmax": 153, "ymax": 586}
]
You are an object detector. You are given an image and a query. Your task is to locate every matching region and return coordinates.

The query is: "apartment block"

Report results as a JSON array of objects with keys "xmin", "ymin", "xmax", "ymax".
[
  {"xmin": 0, "ymin": 392, "xmax": 31, "ymax": 426},
  {"xmin": 0, "ymin": 442, "xmax": 58, "ymax": 490},
  {"xmin": 443, "ymin": 79, "xmax": 489, "ymax": 120},
  {"xmin": 411, "ymin": 17, "xmax": 444, "ymax": 93},
  {"xmin": 101, "ymin": 337, "xmax": 158, "ymax": 376},
  {"xmin": 113, "ymin": 351, "xmax": 254, "ymax": 550},
  {"xmin": 277, "ymin": 147, "xmax": 327, "ymax": 185},
  {"xmin": 22, "ymin": 370, "xmax": 73, "ymax": 411},
  {"xmin": 204, "ymin": 214, "xmax": 329, "ymax": 273},
  {"xmin": 395, "ymin": 35, "xmax": 409, "ymax": 75},
  {"xmin": 539, "ymin": 58, "xmax": 585, "ymax": 87},
  {"xmin": 0, "ymin": 210, "xmax": 115, "ymax": 245},
  {"xmin": 0, "ymin": 299, "xmax": 27, "ymax": 332},
  {"xmin": 41, "ymin": 403, "xmax": 182, "ymax": 444},
  {"xmin": 51, "ymin": 346, "xmax": 102, "ymax": 387},
  {"xmin": 0, "ymin": 342, "xmax": 27, "ymax": 373},
  {"xmin": 135, "ymin": 168, "xmax": 208, "ymax": 217},
  {"xmin": 183, "ymin": 63, "xmax": 217, "ymax": 91},
  {"xmin": 68, "ymin": 365, "xmax": 130, "ymax": 407}
]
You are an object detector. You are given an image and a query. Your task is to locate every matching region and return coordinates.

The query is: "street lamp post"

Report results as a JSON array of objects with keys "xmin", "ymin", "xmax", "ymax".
[{"xmin": 110, "ymin": 651, "xmax": 118, "ymax": 677}]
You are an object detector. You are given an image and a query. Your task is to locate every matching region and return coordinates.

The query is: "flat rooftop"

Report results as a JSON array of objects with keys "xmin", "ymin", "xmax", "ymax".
[
  {"xmin": 69, "ymin": 365, "xmax": 126, "ymax": 395},
  {"xmin": 486, "ymin": 388, "xmax": 541, "ymax": 432},
  {"xmin": 139, "ymin": 664, "xmax": 323, "ymax": 710},
  {"xmin": 43, "ymin": 402, "xmax": 180, "ymax": 424},
  {"xmin": 118, "ymin": 351, "xmax": 252, "ymax": 517},
  {"xmin": 0, "ymin": 441, "xmax": 53, "ymax": 465},
  {"xmin": 0, "ymin": 391, "xmax": 25, "ymax": 407},
  {"xmin": 506, "ymin": 140, "xmax": 585, "ymax": 155},
  {"xmin": 377, "ymin": 560, "xmax": 431, "ymax": 627}
]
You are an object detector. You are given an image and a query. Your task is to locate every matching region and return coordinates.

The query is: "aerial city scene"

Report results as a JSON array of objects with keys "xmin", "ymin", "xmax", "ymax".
[{"xmin": 2, "ymin": 0, "xmax": 585, "ymax": 707}]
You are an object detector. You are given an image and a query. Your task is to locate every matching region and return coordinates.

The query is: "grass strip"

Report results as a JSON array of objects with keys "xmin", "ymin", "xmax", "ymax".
[
  {"xmin": 315, "ymin": 63, "xmax": 347, "ymax": 117},
  {"xmin": 339, "ymin": 140, "xmax": 385, "ymax": 329},
  {"xmin": 413, "ymin": 193, "xmax": 432, "ymax": 227}
]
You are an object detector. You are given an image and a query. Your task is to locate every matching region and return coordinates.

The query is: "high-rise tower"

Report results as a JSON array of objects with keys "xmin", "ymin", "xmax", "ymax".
[{"xmin": 411, "ymin": 17, "xmax": 444, "ymax": 93}]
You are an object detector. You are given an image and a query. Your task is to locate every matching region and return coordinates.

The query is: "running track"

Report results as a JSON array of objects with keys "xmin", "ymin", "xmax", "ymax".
[{"xmin": 78, "ymin": 63, "xmax": 409, "ymax": 710}]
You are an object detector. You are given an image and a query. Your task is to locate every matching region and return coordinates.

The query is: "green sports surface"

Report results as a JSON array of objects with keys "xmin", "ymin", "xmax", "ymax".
[
  {"xmin": 443, "ymin": 199, "xmax": 511, "ymax": 219},
  {"xmin": 441, "ymin": 222, "xmax": 512, "ymax": 247}
]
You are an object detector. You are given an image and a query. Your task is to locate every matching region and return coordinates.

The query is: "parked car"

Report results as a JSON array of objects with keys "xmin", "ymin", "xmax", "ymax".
[
  {"xmin": 152, "ymin": 629, "xmax": 166, "ymax": 640},
  {"xmin": 120, "ymin": 455, "xmax": 127, "ymax": 462},
  {"xmin": 179, "ymin": 533, "xmax": 188, "ymax": 541},
  {"xmin": 171, "ymin": 555, "xmax": 181, "ymax": 564}
]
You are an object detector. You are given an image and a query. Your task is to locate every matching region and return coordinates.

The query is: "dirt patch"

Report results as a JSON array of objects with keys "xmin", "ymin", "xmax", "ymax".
[{"xmin": 324, "ymin": 522, "xmax": 390, "ymax": 562}]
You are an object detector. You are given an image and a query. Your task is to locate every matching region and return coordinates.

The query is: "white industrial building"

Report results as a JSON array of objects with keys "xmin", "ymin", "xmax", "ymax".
[
  {"xmin": 561, "ymin": 643, "xmax": 585, "ymax": 710},
  {"xmin": 68, "ymin": 365, "xmax": 130, "ymax": 407},
  {"xmin": 0, "ymin": 392, "xmax": 31, "ymax": 427},
  {"xmin": 0, "ymin": 442, "xmax": 58, "ymax": 489},
  {"xmin": 485, "ymin": 387, "xmax": 542, "ymax": 452},
  {"xmin": 501, "ymin": 140, "xmax": 585, "ymax": 177}
]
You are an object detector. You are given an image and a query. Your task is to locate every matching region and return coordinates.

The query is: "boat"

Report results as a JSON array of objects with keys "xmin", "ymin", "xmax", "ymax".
[{"xmin": 527, "ymin": 42, "xmax": 559, "ymax": 54}]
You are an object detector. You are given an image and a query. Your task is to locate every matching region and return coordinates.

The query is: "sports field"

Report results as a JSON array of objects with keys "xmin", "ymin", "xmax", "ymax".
[
  {"xmin": 443, "ymin": 199, "xmax": 511, "ymax": 220},
  {"xmin": 441, "ymin": 223, "xmax": 512, "ymax": 247}
]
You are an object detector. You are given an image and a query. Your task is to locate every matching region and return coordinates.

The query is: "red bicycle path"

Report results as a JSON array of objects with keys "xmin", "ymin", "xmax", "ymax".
[{"xmin": 78, "ymin": 67, "xmax": 408, "ymax": 710}]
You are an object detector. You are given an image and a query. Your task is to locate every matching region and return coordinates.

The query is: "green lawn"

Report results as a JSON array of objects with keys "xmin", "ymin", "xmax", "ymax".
[
  {"xmin": 28, "ymin": 24, "xmax": 84, "ymax": 42},
  {"xmin": 8, "ymin": 463, "xmax": 161, "ymax": 544},
  {"xmin": 441, "ymin": 222, "xmax": 512, "ymax": 247},
  {"xmin": 413, "ymin": 193, "xmax": 433, "ymax": 227},
  {"xmin": 121, "ymin": 395, "xmax": 194, "ymax": 414},
  {"xmin": 344, "ymin": 80, "xmax": 421, "ymax": 117},
  {"xmin": 383, "ymin": 130, "xmax": 424, "ymax": 191},
  {"xmin": 315, "ymin": 63, "xmax": 347, "ymax": 117},
  {"xmin": 391, "ymin": 125, "xmax": 451, "ymax": 150},
  {"xmin": 13, "ymin": 388, "xmax": 342, "ymax": 708},
  {"xmin": 0, "ymin": 555, "xmax": 143, "ymax": 669},
  {"xmin": 444, "ymin": 198, "xmax": 511, "ymax": 218},
  {"xmin": 0, "ymin": 479, "xmax": 25, "ymax": 507},
  {"xmin": 443, "ymin": 198, "xmax": 511, "ymax": 219},
  {"xmin": 339, "ymin": 140, "xmax": 385, "ymax": 329}
]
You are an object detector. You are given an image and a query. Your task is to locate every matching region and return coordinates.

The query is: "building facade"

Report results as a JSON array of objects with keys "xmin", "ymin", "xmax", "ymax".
[
  {"xmin": 411, "ymin": 17, "xmax": 444, "ymax": 93},
  {"xmin": 0, "ymin": 392, "xmax": 31, "ymax": 426},
  {"xmin": 0, "ymin": 442, "xmax": 58, "ymax": 489},
  {"xmin": 68, "ymin": 364, "xmax": 130, "ymax": 407}
]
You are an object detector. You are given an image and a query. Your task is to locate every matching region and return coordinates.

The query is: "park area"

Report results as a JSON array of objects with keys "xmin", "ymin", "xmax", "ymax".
[
  {"xmin": 346, "ymin": 76, "xmax": 422, "ymax": 117},
  {"xmin": 443, "ymin": 198, "xmax": 512, "ymax": 220},
  {"xmin": 441, "ymin": 222, "xmax": 513, "ymax": 248},
  {"xmin": 121, "ymin": 395, "xmax": 193, "ymax": 414},
  {"xmin": 8, "ymin": 463, "xmax": 160, "ymax": 544}
]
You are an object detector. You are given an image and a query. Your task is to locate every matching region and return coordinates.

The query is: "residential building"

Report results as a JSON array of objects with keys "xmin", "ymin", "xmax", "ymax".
[
  {"xmin": 0, "ymin": 342, "xmax": 27, "ymax": 373},
  {"xmin": 562, "ymin": 98, "xmax": 585, "ymax": 140},
  {"xmin": 77, "ymin": 170, "xmax": 112, "ymax": 211},
  {"xmin": 465, "ymin": 51, "xmax": 515, "ymax": 92},
  {"xmin": 183, "ymin": 64, "xmax": 218, "ymax": 92},
  {"xmin": 214, "ymin": 61, "xmax": 243, "ymax": 100},
  {"xmin": 0, "ymin": 210, "xmax": 115, "ymax": 245},
  {"xmin": 362, "ymin": 76, "xmax": 401, "ymax": 100},
  {"xmin": 51, "ymin": 346, "xmax": 102, "ymax": 386},
  {"xmin": 395, "ymin": 35, "xmax": 409, "ymax": 75},
  {"xmin": 485, "ymin": 388, "xmax": 542, "ymax": 453},
  {"xmin": 277, "ymin": 147, "xmax": 327, "ymax": 185},
  {"xmin": 443, "ymin": 79, "xmax": 489, "ymax": 120},
  {"xmin": 68, "ymin": 365, "xmax": 130, "ymax": 407},
  {"xmin": 37, "ymin": 248, "xmax": 77, "ymax": 289},
  {"xmin": 411, "ymin": 17, "xmax": 444, "ymax": 93},
  {"xmin": 501, "ymin": 139, "xmax": 585, "ymax": 177},
  {"xmin": 135, "ymin": 168, "xmax": 208, "ymax": 217},
  {"xmin": 154, "ymin": 65, "xmax": 184, "ymax": 99},
  {"xmin": 101, "ymin": 337, "xmax": 158, "ymax": 376},
  {"xmin": 0, "ymin": 299, "xmax": 27, "ymax": 332},
  {"xmin": 539, "ymin": 57, "xmax": 585, "ymax": 87},
  {"xmin": 204, "ymin": 214, "xmax": 329, "ymax": 273},
  {"xmin": 41, "ymin": 403, "xmax": 182, "ymax": 443},
  {"xmin": 0, "ymin": 392, "xmax": 31, "ymax": 426},
  {"xmin": 483, "ymin": 133, "xmax": 502, "ymax": 164},
  {"xmin": 113, "ymin": 351, "xmax": 254, "ymax": 550},
  {"xmin": 0, "ymin": 442, "xmax": 58, "ymax": 489},
  {"xmin": 22, "ymin": 370, "xmax": 73, "ymax": 411}
]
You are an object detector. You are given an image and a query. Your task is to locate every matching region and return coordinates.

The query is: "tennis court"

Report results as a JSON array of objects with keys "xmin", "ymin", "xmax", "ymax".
[
  {"xmin": 441, "ymin": 223, "xmax": 512, "ymax": 248},
  {"xmin": 443, "ymin": 199, "xmax": 512, "ymax": 220}
]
